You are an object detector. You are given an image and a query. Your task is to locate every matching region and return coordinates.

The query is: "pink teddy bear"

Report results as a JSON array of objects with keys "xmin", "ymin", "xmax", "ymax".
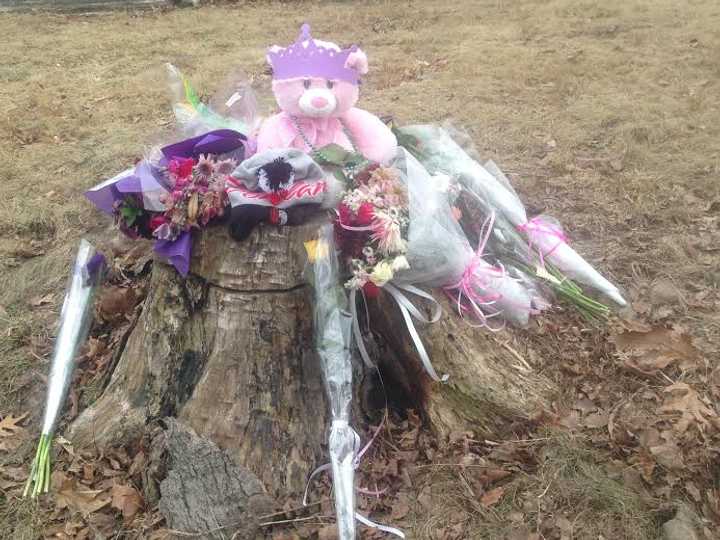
[{"xmin": 256, "ymin": 24, "xmax": 397, "ymax": 164}]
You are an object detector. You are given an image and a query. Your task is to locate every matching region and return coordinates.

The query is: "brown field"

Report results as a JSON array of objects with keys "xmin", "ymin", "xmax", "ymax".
[{"xmin": 1, "ymin": 0, "xmax": 719, "ymax": 538}]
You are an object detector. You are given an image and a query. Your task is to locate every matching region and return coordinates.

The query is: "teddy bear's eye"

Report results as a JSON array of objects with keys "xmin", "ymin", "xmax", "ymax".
[
  {"xmin": 326, "ymin": 80, "xmax": 334, "ymax": 89},
  {"xmin": 303, "ymin": 79, "xmax": 311, "ymax": 89}
]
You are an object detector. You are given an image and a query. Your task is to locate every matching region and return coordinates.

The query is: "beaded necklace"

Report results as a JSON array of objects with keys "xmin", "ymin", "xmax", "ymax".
[{"xmin": 289, "ymin": 115, "xmax": 370, "ymax": 181}]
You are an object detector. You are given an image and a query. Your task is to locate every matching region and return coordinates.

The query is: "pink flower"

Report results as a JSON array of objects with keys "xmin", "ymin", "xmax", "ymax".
[{"xmin": 371, "ymin": 212, "xmax": 407, "ymax": 255}]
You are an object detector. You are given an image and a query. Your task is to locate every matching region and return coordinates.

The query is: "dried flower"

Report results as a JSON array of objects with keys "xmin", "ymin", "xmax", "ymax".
[{"xmin": 196, "ymin": 154, "xmax": 215, "ymax": 177}]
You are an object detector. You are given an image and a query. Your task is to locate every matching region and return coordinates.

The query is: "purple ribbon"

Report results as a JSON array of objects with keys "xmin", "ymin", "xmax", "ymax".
[
  {"xmin": 83, "ymin": 252, "xmax": 107, "ymax": 286},
  {"xmin": 86, "ymin": 129, "xmax": 246, "ymax": 214},
  {"xmin": 154, "ymin": 230, "xmax": 192, "ymax": 277},
  {"xmin": 160, "ymin": 129, "xmax": 246, "ymax": 162}
]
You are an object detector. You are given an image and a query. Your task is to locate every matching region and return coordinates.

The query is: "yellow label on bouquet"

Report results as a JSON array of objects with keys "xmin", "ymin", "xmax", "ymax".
[{"xmin": 304, "ymin": 240, "xmax": 330, "ymax": 263}]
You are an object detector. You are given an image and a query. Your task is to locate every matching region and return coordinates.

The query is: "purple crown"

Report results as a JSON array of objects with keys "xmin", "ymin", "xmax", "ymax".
[{"xmin": 267, "ymin": 24, "xmax": 360, "ymax": 85}]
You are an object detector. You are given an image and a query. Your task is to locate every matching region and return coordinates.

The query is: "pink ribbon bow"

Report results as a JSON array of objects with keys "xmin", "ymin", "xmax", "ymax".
[
  {"xmin": 517, "ymin": 216, "xmax": 568, "ymax": 268},
  {"xmin": 443, "ymin": 212, "xmax": 506, "ymax": 331}
]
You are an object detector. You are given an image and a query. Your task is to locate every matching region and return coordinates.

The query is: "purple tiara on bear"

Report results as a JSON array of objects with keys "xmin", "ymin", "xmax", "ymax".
[{"xmin": 267, "ymin": 23, "xmax": 360, "ymax": 85}]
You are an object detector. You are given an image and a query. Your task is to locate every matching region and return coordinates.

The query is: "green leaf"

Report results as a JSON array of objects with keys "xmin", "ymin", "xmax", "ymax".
[
  {"xmin": 119, "ymin": 203, "xmax": 142, "ymax": 227},
  {"xmin": 313, "ymin": 144, "xmax": 361, "ymax": 166}
]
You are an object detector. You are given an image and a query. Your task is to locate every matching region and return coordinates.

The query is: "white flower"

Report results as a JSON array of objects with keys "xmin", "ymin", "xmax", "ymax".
[
  {"xmin": 391, "ymin": 255, "xmax": 410, "ymax": 272},
  {"xmin": 369, "ymin": 260, "xmax": 394, "ymax": 286}
]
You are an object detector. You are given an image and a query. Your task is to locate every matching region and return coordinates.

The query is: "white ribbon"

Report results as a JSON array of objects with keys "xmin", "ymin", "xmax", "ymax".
[
  {"xmin": 350, "ymin": 283, "xmax": 446, "ymax": 381},
  {"xmin": 303, "ymin": 418, "xmax": 405, "ymax": 538},
  {"xmin": 356, "ymin": 512, "xmax": 406, "ymax": 538}
]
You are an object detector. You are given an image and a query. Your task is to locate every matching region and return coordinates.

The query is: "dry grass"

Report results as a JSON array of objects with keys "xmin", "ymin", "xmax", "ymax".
[
  {"xmin": 1, "ymin": 0, "xmax": 719, "ymax": 537},
  {"xmin": 409, "ymin": 433, "xmax": 661, "ymax": 539}
]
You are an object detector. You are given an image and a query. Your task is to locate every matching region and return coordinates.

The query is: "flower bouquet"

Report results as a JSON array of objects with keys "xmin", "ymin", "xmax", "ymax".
[
  {"xmin": 396, "ymin": 123, "xmax": 625, "ymax": 316},
  {"xmin": 85, "ymin": 129, "xmax": 246, "ymax": 275},
  {"xmin": 25, "ymin": 240, "xmax": 105, "ymax": 497},
  {"xmin": 335, "ymin": 163, "xmax": 410, "ymax": 296}
]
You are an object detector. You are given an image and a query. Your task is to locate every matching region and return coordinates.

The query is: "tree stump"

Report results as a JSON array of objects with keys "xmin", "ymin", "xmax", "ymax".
[
  {"xmin": 70, "ymin": 218, "xmax": 556, "ymax": 534},
  {"xmin": 70, "ymin": 222, "xmax": 329, "ymax": 500}
]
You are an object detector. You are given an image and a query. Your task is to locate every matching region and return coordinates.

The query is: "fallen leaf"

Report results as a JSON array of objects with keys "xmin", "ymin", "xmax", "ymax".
[
  {"xmin": 0, "ymin": 412, "xmax": 28, "ymax": 437},
  {"xmin": 82, "ymin": 463, "xmax": 95, "ymax": 483},
  {"xmin": 572, "ymin": 398, "xmax": 597, "ymax": 415},
  {"xmin": 317, "ymin": 525, "xmax": 338, "ymax": 540},
  {"xmin": 480, "ymin": 486, "xmax": 505, "ymax": 507},
  {"xmin": 111, "ymin": 484, "xmax": 143, "ymax": 520},
  {"xmin": 479, "ymin": 468, "xmax": 512, "ymax": 485},
  {"xmin": 98, "ymin": 286, "xmax": 140, "ymax": 321},
  {"xmin": 612, "ymin": 326, "xmax": 701, "ymax": 372},
  {"xmin": 1, "ymin": 466, "xmax": 27, "ymax": 482},
  {"xmin": 54, "ymin": 471, "xmax": 111, "ymax": 516},
  {"xmin": 559, "ymin": 410, "xmax": 581, "ymax": 430},
  {"xmin": 390, "ymin": 493, "xmax": 410, "ymax": 519},
  {"xmin": 648, "ymin": 440, "xmax": 684, "ymax": 470},
  {"xmin": 128, "ymin": 450, "xmax": 147, "ymax": 478},
  {"xmin": 0, "ymin": 477, "xmax": 23, "ymax": 490},
  {"xmin": 660, "ymin": 383, "xmax": 717, "ymax": 435},
  {"xmin": 686, "ymin": 482, "xmax": 702, "ymax": 502},
  {"xmin": 637, "ymin": 450, "xmax": 655, "ymax": 483}
]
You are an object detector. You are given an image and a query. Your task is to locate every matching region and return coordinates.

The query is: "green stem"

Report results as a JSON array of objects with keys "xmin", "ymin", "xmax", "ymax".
[{"xmin": 23, "ymin": 434, "xmax": 53, "ymax": 498}]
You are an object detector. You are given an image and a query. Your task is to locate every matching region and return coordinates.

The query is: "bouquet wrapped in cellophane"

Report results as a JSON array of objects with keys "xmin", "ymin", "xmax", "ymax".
[
  {"xmin": 331, "ymin": 146, "xmax": 543, "ymax": 382},
  {"xmin": 85, "ymin": 129, "xmax": 248, "ymax": 276},
  {"xmin": 395, "ymin": 123, "xmax": 625, "ymax": 318},
  {"xmin": 305, "ymin": 224, "xmax": 405, "ymax": 540},
  {"xmin": 25, "ymin": 240, "xmax": 105, "ymax": 497},
  {"xmin": 306, "ymin": 224, "xmax": 357, "ymax": 540}
]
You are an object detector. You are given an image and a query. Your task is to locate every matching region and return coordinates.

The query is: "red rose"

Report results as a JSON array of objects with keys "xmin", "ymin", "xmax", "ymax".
[
  {"xmin": 149, "ymin": 214, "xmax": 166, "ymax": 231},
  {"xmin": 338, "ymin": 203, "xmax": 352, "ymax": 225},
  {"xmin": 169, "ymin": 157, "xmax": 195, "ymax": 179},
  {"xmin": 356, "ymin": 203, "xmax": 375, "ymax": 226},
  {"xmin": 363, "ymin": 281, "xmax": 381, "ymax": 298}
]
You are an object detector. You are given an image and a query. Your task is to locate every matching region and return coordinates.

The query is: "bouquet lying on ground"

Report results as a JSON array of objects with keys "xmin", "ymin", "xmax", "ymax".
[{"xmin": 396, "ymin": 123, "xmax": 626, "ymax": 313}]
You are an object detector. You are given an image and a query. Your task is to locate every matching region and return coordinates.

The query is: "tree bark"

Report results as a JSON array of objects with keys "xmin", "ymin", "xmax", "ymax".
[
  {"xmin": 69, "ymin": 218, "xmax": 556, "ymax": 523},
  {"xmin": 157, "ymin": 419, "xmax": 275, "ymax": 539},
  {"xmin": 70, "ymin": 222, "xmax": 329, "ymax": 499}
]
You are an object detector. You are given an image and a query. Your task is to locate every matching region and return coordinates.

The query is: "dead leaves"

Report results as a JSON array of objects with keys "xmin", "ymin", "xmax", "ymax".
[
  {"xmin": 97, "ymin": 286, "xmax": 141, "ymax": 322},
  {"xmin": 111, "ymin": 484, "xmax": 144, "ymax": 521},
  {"xmin": 53, "ymin": 471, "xmax": 112, "ymax": 517},
  {"xmin": 661, "ymin": 383, "xmax": 719, "ymax": 436},
  {"xmin": 0, "ymin": 411, "xmax": 28, "ymax": 437},
  {"xmin": 0, "ymin": 411, "xmax": 30, "ymax": 453},
  {"xmin": 611, "ymin": 324, "xmax": 701, "ymax": 374},
  {"xmin": 480, "ymin": 486, "xmax": 505, "ymax": 507}
]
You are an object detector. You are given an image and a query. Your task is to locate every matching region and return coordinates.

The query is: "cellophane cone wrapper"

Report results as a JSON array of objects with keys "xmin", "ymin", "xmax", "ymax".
[
  {"xmin": 41, "ymin": 239, "xmax": 103, "ymax": 436},
  {"xmin": 310, "ymin": 223, "xmax": 357, "ymax": 539},
  {"xmin": 401, "ymin": 124, "xmax": 626, "ymax": 306},
  {"xmin": 166, "ymin": 63, "xmax": 258, "ymax": 138},
  {"xmin": 392, "ymin": 149, "xmax": 535, "ymax": 325},
  {"xmin": 26, "ymin": 239, "xmax": 104, "ymax": 497},
  {"xmin": 528, "ymin": 226, "xmax": 626, "ymax": 306}
]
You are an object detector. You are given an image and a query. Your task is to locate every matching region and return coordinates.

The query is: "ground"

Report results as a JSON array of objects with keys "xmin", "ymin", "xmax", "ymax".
[{"xmin": 1, "ymin": 0, "xmax": 719, "ymax": 538}]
